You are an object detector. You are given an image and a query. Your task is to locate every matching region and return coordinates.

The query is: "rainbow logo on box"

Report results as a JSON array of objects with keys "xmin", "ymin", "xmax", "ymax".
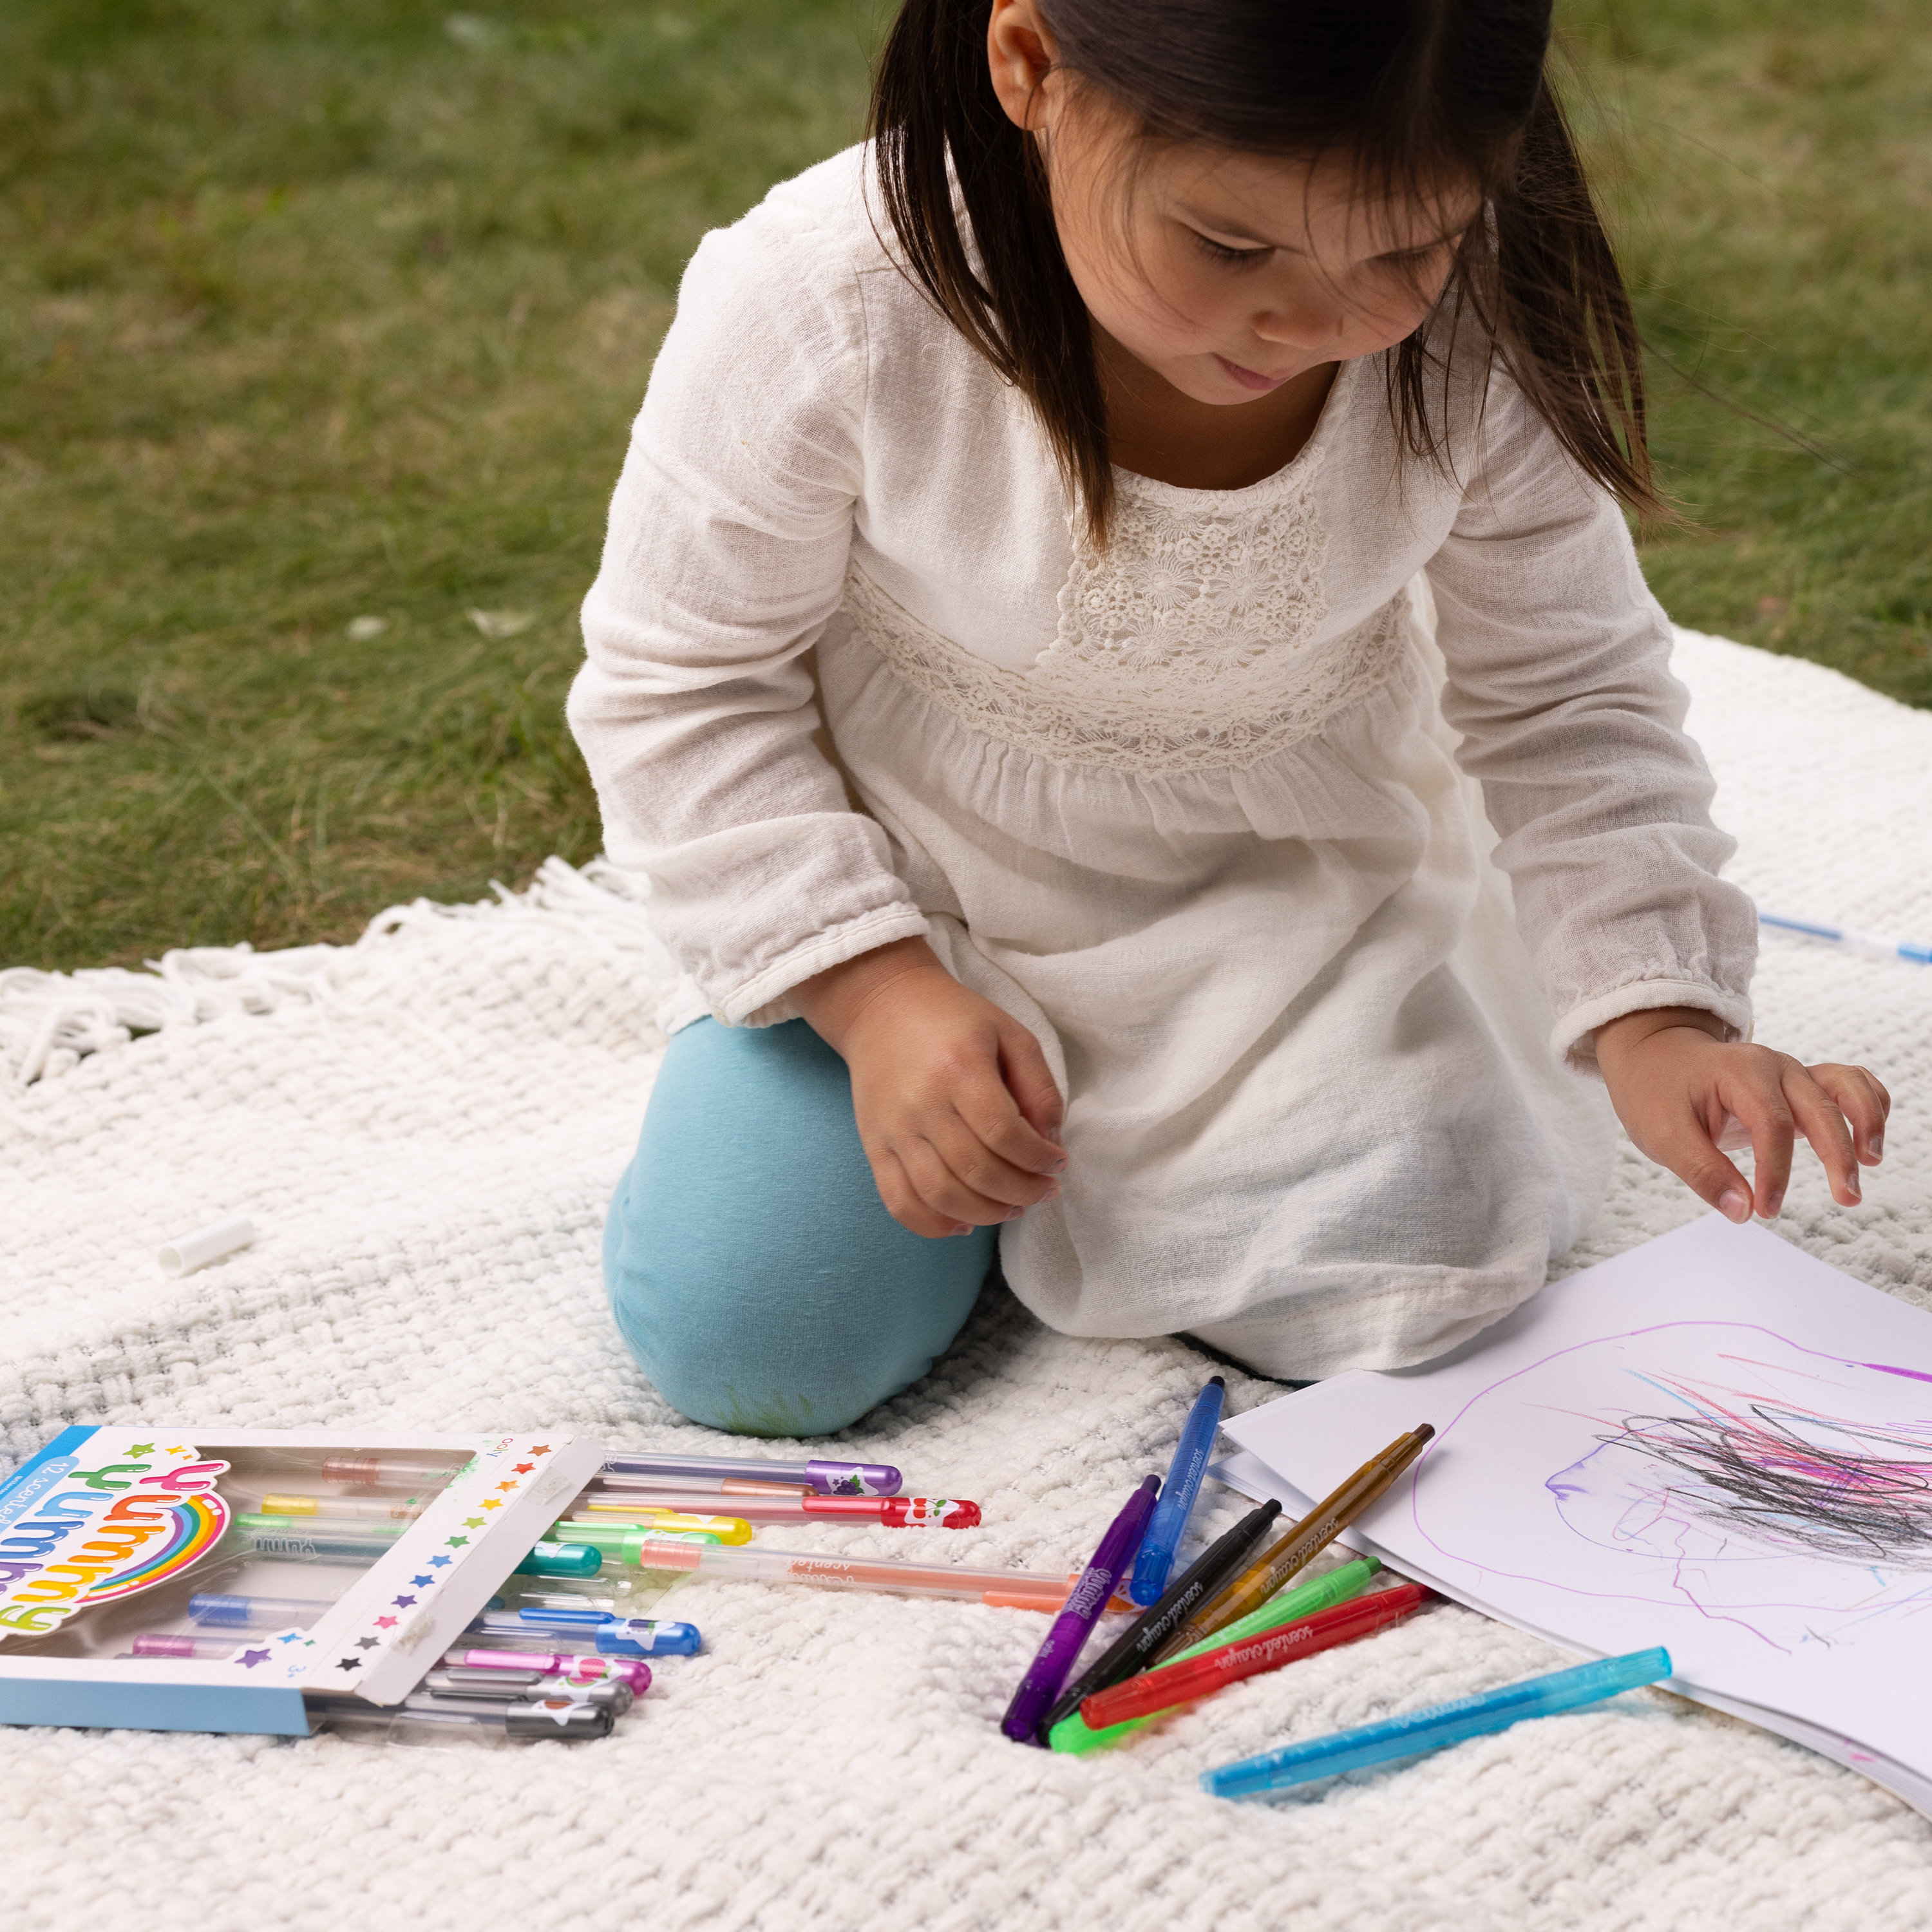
[{"xmin": 0, "ymin": 1444, "xmax": 232, "ymax": 1636}]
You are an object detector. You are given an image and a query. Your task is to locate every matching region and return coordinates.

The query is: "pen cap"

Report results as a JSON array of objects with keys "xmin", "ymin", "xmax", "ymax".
[
  {"xmin": 876, "ymin": 1497, "xmax": 981, "ymax": 1529},
  {"xmin": 502, "ymin": 1699, "xmax": 616, "ymax": 1741},
  {"xmin": 156, "ymin": 1215, "xmax": 255, "ymax": 1278},
  {"xmin": 597, "ymin": 1618, "xmax": 700, "ymax": 1656},
  {"xmin": 804, "ymin": 1459, "xmax": 902, "ymax": 1497},
  {"xmin": 513, "ymin": 1540, "xmax": 603, "ymax": 1578}
]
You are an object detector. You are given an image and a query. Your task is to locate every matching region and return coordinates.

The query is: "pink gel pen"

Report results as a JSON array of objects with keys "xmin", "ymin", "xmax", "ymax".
[{"xmin": 439, "ymin": 1647, "xmax": 651, "ymax": 1691}]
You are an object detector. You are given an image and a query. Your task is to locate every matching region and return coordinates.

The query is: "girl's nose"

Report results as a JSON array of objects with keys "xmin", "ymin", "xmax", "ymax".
[{"xmin": 1251, "ymin": 291, "xmax": 1348, "ymax": 352}]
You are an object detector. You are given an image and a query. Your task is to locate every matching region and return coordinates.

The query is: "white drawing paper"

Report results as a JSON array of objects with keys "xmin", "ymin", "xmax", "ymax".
[{"xmin": 1218, "ymin": 1216, "xmax": 1932, "ymax": 1794}]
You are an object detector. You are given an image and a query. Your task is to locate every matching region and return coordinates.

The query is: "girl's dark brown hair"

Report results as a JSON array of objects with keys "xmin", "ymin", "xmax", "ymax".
[{"xmin": 869, "ymin": 0, "xmax": 1658, "ymax": 544}]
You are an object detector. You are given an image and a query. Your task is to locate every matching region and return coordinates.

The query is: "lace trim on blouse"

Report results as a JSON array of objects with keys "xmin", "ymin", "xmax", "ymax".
[{"xmin": 844, "ymin": 458, "xmax": 1410, "ymax": 775}]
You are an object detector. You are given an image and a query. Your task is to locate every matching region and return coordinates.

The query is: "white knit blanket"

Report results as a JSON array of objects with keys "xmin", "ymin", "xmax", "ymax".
[{"xmin": 3, "ymin": 630, "xmax": 1929, "ymax": 1932}]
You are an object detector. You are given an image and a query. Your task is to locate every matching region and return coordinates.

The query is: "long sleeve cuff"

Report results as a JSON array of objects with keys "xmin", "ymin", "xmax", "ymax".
[{"xmin": 1553, "ymin": 974, "xmax": 1754, "ymax": 1073}]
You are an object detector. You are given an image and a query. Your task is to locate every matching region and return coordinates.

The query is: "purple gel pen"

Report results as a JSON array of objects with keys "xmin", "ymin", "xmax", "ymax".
[
  {"xmin": 601, "ymin": 1452, "xmax": 902, "ymax": 1497},
  {"xmin": 1000, "ymin": 1475, "xmax": 1159, "ymax": 1745}
]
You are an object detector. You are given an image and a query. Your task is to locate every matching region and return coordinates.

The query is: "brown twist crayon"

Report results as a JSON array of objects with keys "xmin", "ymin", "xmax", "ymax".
[{"xmin": 1159, "ymin": 1424, "xmax": 1434, "ymax": 1657}]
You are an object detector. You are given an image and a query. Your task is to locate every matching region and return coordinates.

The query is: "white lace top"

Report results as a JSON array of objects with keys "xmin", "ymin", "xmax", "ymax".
[{"xmin": 570, "ymin": 147, "xmax": 1757, "ymax": 1376}]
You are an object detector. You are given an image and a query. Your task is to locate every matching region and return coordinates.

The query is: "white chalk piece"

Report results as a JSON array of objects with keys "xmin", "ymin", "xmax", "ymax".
[{"xmin": 157, "ymin": 1217, "xmax": 257, "ymax": 1278}]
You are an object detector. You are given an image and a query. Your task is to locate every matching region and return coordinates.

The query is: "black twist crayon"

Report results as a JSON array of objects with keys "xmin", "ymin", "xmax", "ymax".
[{"xmin": 1038, "ymin": 1498, "xmax": 1282, "ymax": 1741}]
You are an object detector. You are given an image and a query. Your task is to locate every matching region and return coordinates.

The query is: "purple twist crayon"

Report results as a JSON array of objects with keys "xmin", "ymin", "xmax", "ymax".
[{"xmin": 1001, "ymin": 1475, "xmax": 1159, "ymax": 1745}]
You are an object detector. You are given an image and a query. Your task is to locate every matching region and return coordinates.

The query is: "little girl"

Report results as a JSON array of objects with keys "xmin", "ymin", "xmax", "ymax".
[{"xmin": 571, "ymin": 0, "xmax": 1889, "ymax": 1437}]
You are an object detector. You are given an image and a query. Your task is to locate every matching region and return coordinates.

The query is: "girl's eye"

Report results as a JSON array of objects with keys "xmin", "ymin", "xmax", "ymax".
[
  {"xmin": 1191, "ymin": 231, "xmax": 1270, "ymax": 269},
  {"xmin": 1379, "ymin": 237, "xmax": 1462, "ymax": 274}
]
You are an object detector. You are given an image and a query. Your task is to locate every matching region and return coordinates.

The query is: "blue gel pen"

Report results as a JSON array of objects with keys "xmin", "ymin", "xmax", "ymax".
[
  {"xmin": 189, "ymin": 1593, "xmax": 332, "ymax": 1629},
  {"xmin": 1129, "ymin": 1376, "xmax": 1226, "ymax": 1606},
  {"xmin": 465, "ymin": 1609, "xmax": 702, "ymax": 1656},
  {"xmin": 1201, "ymin": 1647, "xmax": 1672, "ymax": 1797}
]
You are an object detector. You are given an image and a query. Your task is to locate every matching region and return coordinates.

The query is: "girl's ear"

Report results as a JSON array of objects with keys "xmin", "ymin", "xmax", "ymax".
[{"xmin": 986, "ymin": 0, "xmax": 1060, "ymax": 133}]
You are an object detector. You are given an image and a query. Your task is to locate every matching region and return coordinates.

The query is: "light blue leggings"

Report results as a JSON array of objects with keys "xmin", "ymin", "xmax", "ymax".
[{"xmin": 603, "ymin": 1018, "xmax": 999, "ymax": 1437}]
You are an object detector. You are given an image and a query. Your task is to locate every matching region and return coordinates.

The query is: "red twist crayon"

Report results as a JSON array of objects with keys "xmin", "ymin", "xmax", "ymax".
[{"xmin": 1079, "ymin": 1582, "xmax": 1429, "ymax": 1728}]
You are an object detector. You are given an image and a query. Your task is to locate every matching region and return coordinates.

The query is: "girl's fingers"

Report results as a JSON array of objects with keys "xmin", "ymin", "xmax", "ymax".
[
  {"xmin": 1781, "ymin": 1064, "xmax": 1864, "ymax": 1208},
  {"xmin": 953, "ymin": 1032, "xmax": 1063, "ymax": 1177},
  {"xmin": 1642, "ymin": 1105, "xmax": 1757, "ymax": 1224},
  {"xmin": 933, "ymin": 1109, "xmax": 1058, "ymax": 1209},
  {"xmin": 896, "ymin": 1132, "xmax": 1029, "ymax": 1229},
  {"xmin": 1807, "ymin": 1062, "xmax": 1891, "ymax": 1163},
  {"xmin": 869, "ymin": 1146, "xmax": 970, "ymax": 1240},
  {"xmin": 1727, "ymin": 1069, "xmax": 1797, "ymax": 1222},
  {"xmin": 996, "ymin": 1021, "xmax": 1067, "ymax": 1157}
]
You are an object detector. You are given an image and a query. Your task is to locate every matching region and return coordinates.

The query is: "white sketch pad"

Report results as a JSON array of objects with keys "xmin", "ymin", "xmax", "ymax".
[{"xmin": 1219, "ymin": 1215, "xmax": 1932, "ymax": 1803}]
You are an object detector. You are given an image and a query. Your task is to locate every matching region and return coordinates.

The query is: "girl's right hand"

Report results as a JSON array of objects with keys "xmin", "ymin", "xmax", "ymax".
[{"xmin": 791, "ymin": 937, "xmax": 1066, "ymax": 1238}]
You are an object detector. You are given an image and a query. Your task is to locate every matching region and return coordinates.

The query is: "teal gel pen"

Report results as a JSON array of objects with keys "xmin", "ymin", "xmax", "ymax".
[{"xmin": 1202, "ymin": 1646, "xmax": 1672, "ymax": 1797}]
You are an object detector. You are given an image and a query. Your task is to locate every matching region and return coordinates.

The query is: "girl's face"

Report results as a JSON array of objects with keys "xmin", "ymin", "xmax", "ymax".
[{"xmin": 989, "ymin": 1, "xmax": 1478, "ymax": 407}]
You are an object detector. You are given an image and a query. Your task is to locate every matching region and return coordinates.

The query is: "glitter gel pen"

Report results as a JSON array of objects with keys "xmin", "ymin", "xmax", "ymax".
[
  {"xmin": 191, "ymin": 1593, "xmax": 333, "ymax": 1629},
  {"xmin": 417, "ymin": 1667, "xmax": 638, "ymax": 1712},
  {"xmin": 257, "ymin": 1493, "xmax": 429, "ymax": 1522},
  {"xmin": 593, "ymin": 1537, "xmax": 1136, "ymax": 1610},
  {"xmin": 464, "ymin": 1609, "xmax": 701, "ymax": 1656},
  {"xmin": 602, "ymin": 1451, "xmax": 902, "ymax": 1497},
  {"xmin": 438, "ymin": 1648, "xmax": 651, "ymax": 1690},
  {"xmin": 574, "ymin": 1494, "xmax": 981, "ymax": 1529},
  {"xmin": 553, "ymin": 1513, "xmax": 752, "ymax": 1547},
  {"xmin": 224, "ymin": 1522, "xmax": 598, "ymax": 1578},
  {"xmin": 128, "ymin": 1633, "xmax": 258, "ymax": 1660},
  {"xmin": 307, "ymin": 1696, "xmax": 614, "ymax": 1742}
]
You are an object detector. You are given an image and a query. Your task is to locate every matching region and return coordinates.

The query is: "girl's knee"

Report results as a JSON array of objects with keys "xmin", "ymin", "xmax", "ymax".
[{"xmin": 603, "ymin": 1018, "xmax": 994, "ymax": 1436}]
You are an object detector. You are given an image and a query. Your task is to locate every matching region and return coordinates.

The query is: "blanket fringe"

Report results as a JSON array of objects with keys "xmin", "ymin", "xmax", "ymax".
[{"xmin": 0, "ymin": 856, "xmax": 672, "ymax": 1099}]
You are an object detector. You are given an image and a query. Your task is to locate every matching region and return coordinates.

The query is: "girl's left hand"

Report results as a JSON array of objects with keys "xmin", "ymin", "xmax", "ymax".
[{"xmin": 1593, "ymin": 1007, "xmax": 1890, "ymax": 1222}]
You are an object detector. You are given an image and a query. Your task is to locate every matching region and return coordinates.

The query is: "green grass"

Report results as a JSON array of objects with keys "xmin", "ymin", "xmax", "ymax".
[
  {"xmin": 1, "ymin": 0, "xmax": 1926, "ymax": 970},
  {"xmin": 1565, "ymin": 0, "xmax": 1932, "ymax": 705}
]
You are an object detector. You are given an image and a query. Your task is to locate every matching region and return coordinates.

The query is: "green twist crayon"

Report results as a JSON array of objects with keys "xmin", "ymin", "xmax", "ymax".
[{"xmin": 1046, "ymin": 1556, "xmax": 1383, "ymax": 1754}]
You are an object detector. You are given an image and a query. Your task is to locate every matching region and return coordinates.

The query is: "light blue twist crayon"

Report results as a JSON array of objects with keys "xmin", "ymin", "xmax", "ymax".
[
  {"xmin": 1130, "ymin": 1376, "xmax": 1226, "ymax": 1607},
  {"xmin": 1759, "ymin": 911, "xmax": 1932, "ymax": 966},
  {"xmin": 1200, "ymin": 1646, "xmax": 1672, "ymax": 1798}
]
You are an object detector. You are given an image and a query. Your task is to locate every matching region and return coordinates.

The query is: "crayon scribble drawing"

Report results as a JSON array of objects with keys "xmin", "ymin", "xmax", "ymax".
[{"xmin": 1417, "ymin": 1325, "xmax": 1932, "ymax": 1652}]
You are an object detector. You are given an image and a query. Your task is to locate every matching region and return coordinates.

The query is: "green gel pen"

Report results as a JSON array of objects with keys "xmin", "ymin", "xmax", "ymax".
[
  {"xmin": 1047, "ymin": 1557, "xmax": 1383, "ymax": 1755},
  {"xmin": 549, "ymin": 1521, "xmax": 732, "ymax": 1564}
]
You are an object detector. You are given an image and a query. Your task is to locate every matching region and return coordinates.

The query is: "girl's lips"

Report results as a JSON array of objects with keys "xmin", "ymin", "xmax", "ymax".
[{"xmin": 1214, "ymin": 354, "xmax": 1293, "ymax": 393}]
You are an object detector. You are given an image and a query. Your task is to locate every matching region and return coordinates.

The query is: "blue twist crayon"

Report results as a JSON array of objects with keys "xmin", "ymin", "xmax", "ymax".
[
  {"xmin": 1201, "ymin": 1646, "xmax": 1673, "ymax": 1798},
  {"xmin": 1758, "ymin": 911, "xmax": 1932, "ymax": 966},
  {"xmin": 1130, "ymin": 1376, "xmax": 1226, "ymax": 1605}
]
